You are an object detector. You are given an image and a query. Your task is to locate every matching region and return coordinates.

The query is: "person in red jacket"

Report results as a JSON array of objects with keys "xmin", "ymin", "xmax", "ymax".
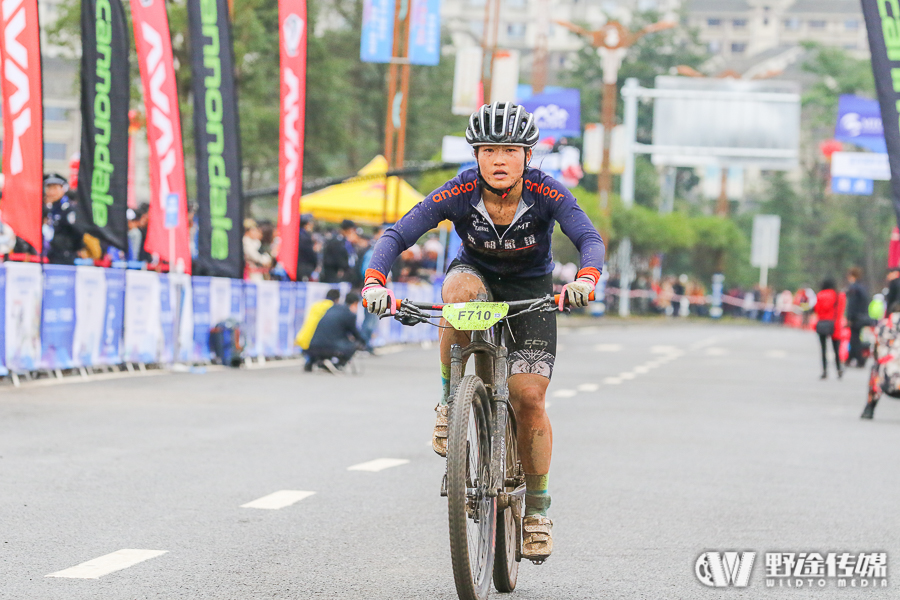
[{"xmin": 814, "ymin": 278, "xmax": 845, "ymax": 379}]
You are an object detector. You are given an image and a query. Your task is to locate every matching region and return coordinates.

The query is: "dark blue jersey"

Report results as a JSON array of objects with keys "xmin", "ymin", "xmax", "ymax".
[{"xmin": 367, "ymin": 168, "xmax": 605, "ymax": 281}]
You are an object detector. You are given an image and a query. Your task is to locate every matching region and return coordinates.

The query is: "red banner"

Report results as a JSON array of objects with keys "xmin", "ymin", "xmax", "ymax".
[
  {"xmin": 277, "ymin": 0, "xmax": 307, "ymax": 280},
  {"xmin": 0, "ymin": 0, "xmax": 43, "ymax": 252},
  {"xmin": 130, "ymin": 0, "xmax": 191, "ymax": 273}
]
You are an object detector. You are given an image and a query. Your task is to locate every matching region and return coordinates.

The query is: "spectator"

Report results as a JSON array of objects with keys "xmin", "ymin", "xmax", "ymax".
[
  {"xmin": 869, "ymin": 293, "xmax": 886, "ymax": 321},
  {"xmin": 258, "ymin": 220, "xmax": 278, "ymax": 258},
  {"xmin": 243, "ymin": 218, "xmax": 272, "ymax": 280},
  {"xmin": 136, "ymin": 203, "xmax": 153, "ymax": 262},
  {"xmin": 321, "ymin": 219, "xmax": 359, "ymax": 284},
  {"xmin": 44, "ymin": 173, "xmax": 86, "ymax": 265},
  {"xmin": 397, "ymin": 244, "xmax": 424, "ymax": 283},
  {"xmin": 188, "ymin": 202, "xmax": 199, "ymax": 259},
  {"xmin": 845, "ymin": 267, "xmax": 870, "ymax": 368},
  {"xmin": 296, "ymin": 288, "xmax": 339, "ymax": 362},
  {"xmin": 886, "ymin": 268, "xmax": 900, "ymax": 311},
  {"xmin": 297, "ymin": 213, "xmax": 317, "ymax": 281},
  {"xmin": 814, "ymin": 278, "xmax": 844, "ymax": 380},
  {"xmin": 307, "ymin": 291, "xmax": 364, "ymax": 373}
]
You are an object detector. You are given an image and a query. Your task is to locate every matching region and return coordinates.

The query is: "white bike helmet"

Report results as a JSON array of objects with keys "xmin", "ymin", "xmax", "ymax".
[{"xmin": 466, "ymin": 102, "xmax": 540, "ymax": 148}]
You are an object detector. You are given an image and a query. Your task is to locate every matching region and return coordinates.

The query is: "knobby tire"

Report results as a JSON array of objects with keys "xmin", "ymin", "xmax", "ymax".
[{"xmin": 447, "ymin": 375, "xmax": 495, "ymax": 600}]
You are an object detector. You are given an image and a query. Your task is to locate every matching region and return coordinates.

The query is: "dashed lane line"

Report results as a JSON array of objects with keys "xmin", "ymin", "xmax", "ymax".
[
  {"xmin": 46, "ymin": 549, "xmax": 167, "ymax": 579},
  {"xmin": 603, "ymin": 377, "xmax": 623, "ymax": 385},
  {"xmin": 241, "ymin": 490, "xmax": 316, "ymax": 510},
  {"xmin": 577, "ymin": 383, "xmax": 599, "ymax": 392},
  {"xmin": 552, "ymin": 389, "xmax": 577, "ymax": 398},
  {"xmin": 347, "ymin": 458, "xmax": 410, "ymax": 472},
  {"xmin": 619, "ymin": 372, "xmax": 637, "ymax": 380}
]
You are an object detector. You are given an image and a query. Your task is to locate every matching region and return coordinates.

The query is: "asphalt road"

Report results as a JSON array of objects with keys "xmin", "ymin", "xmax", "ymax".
[{"xmin": 1, "ymin": 320, "xmax": 899, "ymax": 599}]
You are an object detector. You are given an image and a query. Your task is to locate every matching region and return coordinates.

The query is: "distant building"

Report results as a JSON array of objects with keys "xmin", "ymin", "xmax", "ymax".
[{"xmin": 687, "ymin": 0, "xmax": 868, "ymax": 64}]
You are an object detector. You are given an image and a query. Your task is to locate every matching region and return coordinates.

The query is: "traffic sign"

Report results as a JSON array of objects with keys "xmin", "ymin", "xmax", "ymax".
[
  {"xmin": 830, "ymin": 151, "xmax": 890, "ymax": 180},
  {"xmin": 832, "ymin": 176, "xmax": 874, "ymax": 195},
  {"xmin": 751, "ymin": 215, "xmax": 780, "ymax": 268}
]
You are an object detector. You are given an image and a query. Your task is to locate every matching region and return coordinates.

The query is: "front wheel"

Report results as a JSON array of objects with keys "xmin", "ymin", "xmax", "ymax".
[{"xmin": 447, "ymin": 375, "xmax": 495, "ymax": 600}]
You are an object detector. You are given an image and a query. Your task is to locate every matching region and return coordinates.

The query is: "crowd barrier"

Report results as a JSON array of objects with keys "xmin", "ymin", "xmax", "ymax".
[{"xmin": 0, "ymin": 263, "xmax": 439, "ymax": 377}]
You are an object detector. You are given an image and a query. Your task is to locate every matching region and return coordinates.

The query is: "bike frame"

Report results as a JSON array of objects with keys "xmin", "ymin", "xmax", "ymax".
[{"xmin": 448, "ymin": 324, "xmax": 526, "ymax": 561}]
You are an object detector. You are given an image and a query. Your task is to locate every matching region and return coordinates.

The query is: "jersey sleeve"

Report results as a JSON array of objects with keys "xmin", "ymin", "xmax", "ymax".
[
  {"xmin": 547, "ymin": 178, "xmax": 605, "ymax": 284},
  {"xmin": 366, "ymin": 176, "xmax": 465, "ymax": 283}
]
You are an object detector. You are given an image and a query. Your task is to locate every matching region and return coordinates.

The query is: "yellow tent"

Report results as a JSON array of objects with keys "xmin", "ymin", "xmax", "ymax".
[{"xmin": 300, "ymin": 156, "xmax": 430, "ymax": 226}]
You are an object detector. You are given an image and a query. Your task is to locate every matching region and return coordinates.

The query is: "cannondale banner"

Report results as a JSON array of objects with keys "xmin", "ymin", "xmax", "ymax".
[
  {"xmin": 0, "ymin": 0, "xmax": 43, "ymax": 252},
  {"xmin": 80, "ymin": 0, "xmax": 130, "ymax": 250},
  {"xmin": 277, "ymin": 0, "xmax": 307, "ymax": 281},
  {"xmin": 131, "ymin": 0, "xmax": 192, "ymax": 272},
  {"xmin": 188, "ymin": 0, "xmax": 244, "ymax": 278},
  {"xmin": 862, "ymin": 1, "xmax": 900, "ymax": 227}
]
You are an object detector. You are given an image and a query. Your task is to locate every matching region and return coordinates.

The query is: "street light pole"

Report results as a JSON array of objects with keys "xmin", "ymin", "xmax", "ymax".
[{"xmin": 556, "ymin": 19, "xmax": 675, "ymax": 216}]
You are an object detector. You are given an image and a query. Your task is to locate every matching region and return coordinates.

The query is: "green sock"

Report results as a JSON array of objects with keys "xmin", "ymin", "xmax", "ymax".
[
  {"xmin": 525, "ymin": 474, "xmax": 551, "ymax": 516},
  {"xmin": 440, "ymin": 363, "xmax": 451, "ymax": 405}
]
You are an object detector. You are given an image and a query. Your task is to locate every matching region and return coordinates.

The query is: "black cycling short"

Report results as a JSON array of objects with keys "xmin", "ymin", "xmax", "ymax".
[{"xmin": 445, "ymin": 259, "xmax": 556, "ymax": 379}]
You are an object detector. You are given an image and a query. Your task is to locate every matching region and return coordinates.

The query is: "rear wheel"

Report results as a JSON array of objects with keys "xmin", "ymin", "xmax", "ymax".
[
  {"xmin": 493, "ymin": 409, "xmax": 521, "ymax": 592},
  {"xmin": 447, "ymin": 375, "xmax": 495, "ymax": 600}
]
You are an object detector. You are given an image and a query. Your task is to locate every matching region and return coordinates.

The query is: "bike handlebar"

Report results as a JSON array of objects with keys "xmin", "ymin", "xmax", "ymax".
[{"xmin": 363, "ymin": 291, "xmax": 595, "ymax": 312}]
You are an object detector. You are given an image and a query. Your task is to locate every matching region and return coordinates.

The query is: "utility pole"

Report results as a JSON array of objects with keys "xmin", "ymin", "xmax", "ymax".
[
  {"xmin": 383, "ymin": 0, "xmax": 412, "ymax": 171},
  {"xmin": 556, "ymin": 19, "xmax": 674, "ymax": 216},
  {"xmin": 481, "ymin": 0, "xmax": 501, "ymax": 101},
  {"xmin": 382, "ymin": 0, "xmax": 412, "ymax": 223},
  {"xmin": 532, "ymin": 0, "xmax": 550, "ymax": 94}
]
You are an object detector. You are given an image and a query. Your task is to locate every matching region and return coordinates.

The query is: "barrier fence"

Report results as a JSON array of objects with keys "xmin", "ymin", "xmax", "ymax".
[
  {"xmin": 1, "ymin": 263, "xmax": 815, "ymax": 379},
  {"xmin": 0, "ymin": 263, "xmax": 439, "ymax": 377}
]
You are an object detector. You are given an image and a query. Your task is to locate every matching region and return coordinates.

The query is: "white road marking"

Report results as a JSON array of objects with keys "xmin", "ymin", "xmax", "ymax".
[
  {"xmin": 594, "ymin": 343, "xmax": 623, "ymax": 352},
  {"xmin": 241, "ymin": 490, "xmax": 316, "ymax": 510},
  {"xmin": 347, "ymin": 458, "xmax": 410, "ymax": 472},
  {"xmin": 767, "ymin": 350, "xmax": 788, "ymax": 358},
  {"xmin": 645, "ymin": 360, "xmax": 663, "ymax": 368},
  {"xmin": 544, "ymin": 401, "xmax": 552, "ymax": 408},
  {"xmin": 46, "ymin": 549, "xmax": 167, "ymax": 579},
  {"xmin": 579, "ymin": 326, "xmax": 601, "ymax": 335},
  {"xmin": 633, "ymin": 366, "xmax": 650, "ymax": 374},
  {"xmin": 552, "ymin": 389, "xmax": 577, "ymax": 398},
  {"xmin": 577, "ymin": 383, "xmax": 600, "ymax": 392},
  {"xmin": 619, "ymin": 372, "xmax": 637, "ymax": 380},
  {"xmin": 705, "ymin": 347, "xmax": 729, "ymax": 356},
  {"xmin": 603, "ymin": 377, "xmax": 622, "ymax": 384}
]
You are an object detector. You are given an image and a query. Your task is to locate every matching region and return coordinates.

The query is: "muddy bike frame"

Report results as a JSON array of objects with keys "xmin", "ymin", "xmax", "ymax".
[{"xmin": 446, "ymin": 323, "xmax": 527, "ymax": 560}]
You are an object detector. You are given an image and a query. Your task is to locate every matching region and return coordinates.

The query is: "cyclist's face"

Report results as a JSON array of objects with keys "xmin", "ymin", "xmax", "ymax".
[{"xmin": 477, "ymin": 146, "xmax": 529, "ymax": 191}]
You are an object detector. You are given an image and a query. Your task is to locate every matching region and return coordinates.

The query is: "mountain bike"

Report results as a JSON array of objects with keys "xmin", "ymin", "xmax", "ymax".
[{"xmin": 380, "ymin": 291, "xmax": 591, "ymax": 600}]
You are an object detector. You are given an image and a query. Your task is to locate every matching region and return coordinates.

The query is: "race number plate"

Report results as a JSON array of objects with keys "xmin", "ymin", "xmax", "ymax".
[{"xmin": 442, "ymin": 302, "xmax": 509, "ymax": 331}]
